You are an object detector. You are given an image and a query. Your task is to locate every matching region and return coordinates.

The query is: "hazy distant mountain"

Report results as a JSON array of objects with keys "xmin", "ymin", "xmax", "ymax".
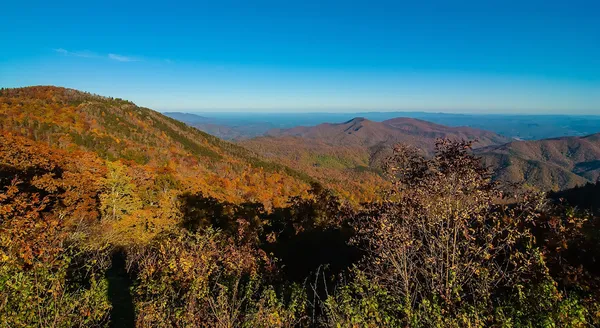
[
  {"xmin": 162, "ymin": 112, "xmax": 213, "ymax": 123},
  {"xmin": 165, "ymin": 111, "xmax": 600, "ymax": 141},
  {"xmin": 264, "ymin": 117, "xmax": 510, "ymax": 154},
  {"xmin": 163, "ymin": 112, "xmax": 276, "ymax": 139},
  {"xmin": 373, "ymin": 113, "xmax": 600, "ymax": 140},
  {"xmin": 476, "ymin": 133, "xmax": 600, "ymax": 191}
]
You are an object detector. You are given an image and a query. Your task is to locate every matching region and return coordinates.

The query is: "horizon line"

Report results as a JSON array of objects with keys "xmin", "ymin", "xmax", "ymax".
[{"xmin": 160, "ymin": 110, "xmax": 600, "ymax": 117}]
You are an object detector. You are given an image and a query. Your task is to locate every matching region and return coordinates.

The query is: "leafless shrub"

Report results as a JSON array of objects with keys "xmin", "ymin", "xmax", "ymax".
[{"xmin": 353, "ymin": 139, "xmax": 547, "ymax": 318}]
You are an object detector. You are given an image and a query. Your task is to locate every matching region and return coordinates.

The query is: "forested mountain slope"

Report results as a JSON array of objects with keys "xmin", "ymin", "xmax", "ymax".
[
  {"xmin": 0, "ymin": 86, "xmax": 311, "ymax": 210},
  {"xmin": 244, "ymin": 116, "xmax": 600, "ymax": 193}
]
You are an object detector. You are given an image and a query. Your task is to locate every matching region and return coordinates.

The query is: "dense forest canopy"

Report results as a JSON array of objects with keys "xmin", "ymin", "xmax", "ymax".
[{"xmin": 1, "ymin": 86, "xmax": 599, "ymax": 327}]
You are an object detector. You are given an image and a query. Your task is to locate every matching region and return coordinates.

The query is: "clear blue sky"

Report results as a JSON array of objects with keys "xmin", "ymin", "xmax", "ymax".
[{"xmin": 1, "ymin": 0, "xmax": 599, "ymax": 114}]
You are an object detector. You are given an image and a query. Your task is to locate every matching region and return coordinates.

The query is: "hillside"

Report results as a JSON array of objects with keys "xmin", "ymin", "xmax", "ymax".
[
  {"xmin": 476, "ymin": 133, "xmax": 600, "ymax": 191},
  {"xmin": 241, "ymin": 135, "xmax": 387, "ymax": 202},
  {"xmin": 0, "ymin": 86, "xmax": 311, "ymax": 212}
]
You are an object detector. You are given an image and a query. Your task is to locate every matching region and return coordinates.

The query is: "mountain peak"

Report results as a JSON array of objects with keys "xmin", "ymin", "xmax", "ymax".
[
  {"xmin": 251, "ymin": 115, "xmax": 510, "ymax": 155},
  {"xmin": 0, "ymin": 85, "xmax": 133, "ymax": 107},
  {"xmin": 342, "ymin": 117, "xmax": 368, "ymax": 124}
]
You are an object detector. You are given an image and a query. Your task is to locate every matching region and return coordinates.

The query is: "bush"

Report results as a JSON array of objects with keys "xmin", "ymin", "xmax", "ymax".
[
  {"xmin": 0, "ymin": 245, "xmax": 111, "ymax": 328},
  {"xmin": 130, "ymin": 229, "xmax": 307, "ymax": 327},
  {"xmin": 326, "ymin": 140, "xmax": 599, "ymax": 327}
]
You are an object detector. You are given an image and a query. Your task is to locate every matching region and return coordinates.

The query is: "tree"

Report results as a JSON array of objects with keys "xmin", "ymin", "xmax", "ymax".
[{"xmin": 100, "ymin": 161, "xmax": 141, "ymax": 221}]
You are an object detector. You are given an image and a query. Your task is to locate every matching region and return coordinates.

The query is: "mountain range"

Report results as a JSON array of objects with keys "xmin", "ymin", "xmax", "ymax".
[
  {"xmin": 242, "ymin": 116, "xmax": 600, "ymax": 194},
  {"xmin": 165, "ymin": 111, "xmax": 600, "ymax": 141},
  {"xmin": 265, "ymin": 117, "xmax": 509, "ymax": 151}
]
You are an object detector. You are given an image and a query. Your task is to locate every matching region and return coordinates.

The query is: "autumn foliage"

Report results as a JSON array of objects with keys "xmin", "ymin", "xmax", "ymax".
[{"xmin": 1, "ymin": 86, "xmax": 600, "ymax": 327}]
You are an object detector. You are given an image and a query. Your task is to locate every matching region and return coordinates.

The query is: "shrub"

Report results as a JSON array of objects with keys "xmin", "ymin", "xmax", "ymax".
[
  {"xmin": 328, "ymin": 140, "xmax": 597, "ymax": 327},
  {"xmin": 130, "ymin": 229, "xmax": 307, "ymax": 327}
]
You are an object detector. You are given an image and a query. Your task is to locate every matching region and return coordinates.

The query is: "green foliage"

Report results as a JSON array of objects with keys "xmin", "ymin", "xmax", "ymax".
[
  {"xmin": 494, "ymin": 280, "xmax": 590, "ymax": 328},
  {"xmin": 311, "ymin": 154, "xmax": 355, "ymax": 169},
  {"xmin": 324, "ymin": 269, "xmax": 402, "ymax": 327},
  {"xmin": 352, "ymin": 165, "xmax": 382, "ymax": 174},
  {"xmin": 326, "ymin": 270, "xmax": 596, "ymax": 327},
  {"xmin": 244, "ymin": 284, "xmax": 308, "ymax": 328},
  {"xmin": 0, "ymin": 247, "xmax": 111, "ymax": 328},
  {"xmin": 69, "ymin": 131, "xmax": 120, "ymax": 160},
  {"xmin": 121, "ymin": 149, "xmax": 150, "ymax": 165},
  {"xmin": 149, "ymin": 116, "xmax": 223, "ymax": 160}
]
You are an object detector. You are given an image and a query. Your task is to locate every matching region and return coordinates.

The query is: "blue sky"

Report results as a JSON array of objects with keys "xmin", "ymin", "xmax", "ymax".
[{"xmin": 1, "ymin": 0, "xmax": 599, "ymax": 114}]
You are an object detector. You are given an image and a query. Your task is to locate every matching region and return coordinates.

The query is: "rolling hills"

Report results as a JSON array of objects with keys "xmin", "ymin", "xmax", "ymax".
[
  {"xmin": 4, "ymin": 85, "xmax": 596, "ymax": 206},
  {"xmin": 476, "ymin": 133, "xmax": 600, "ymax": 191}
]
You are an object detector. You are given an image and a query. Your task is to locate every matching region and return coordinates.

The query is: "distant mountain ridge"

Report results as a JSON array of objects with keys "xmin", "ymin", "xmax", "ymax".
[
  {"xmin": 163, "ymin": 112, "xmax": 276, "ymax": 140},
  {"xmin": 264, "ymin": 116, "xmax": 510, "ymax": 154},
  {"xmin": 165, "ymin": 111, "xmax": 600, "ymax": 141}
]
